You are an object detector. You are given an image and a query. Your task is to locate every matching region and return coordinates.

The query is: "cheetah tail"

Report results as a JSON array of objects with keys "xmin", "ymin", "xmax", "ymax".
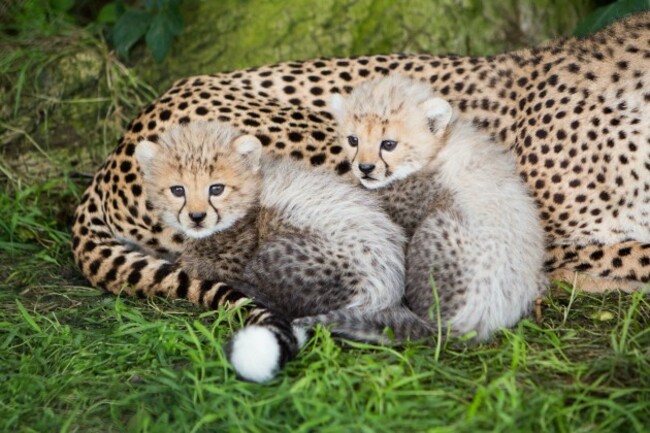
[
  {"xmin": 294, "ymin": 305, "xmax": 436, "ymax": 345},
  {"xmin": 226, "ymin": 307, "xmax": 309, "ymax": 383},
  {"xmin": 71, "ymin": 188, "xmax": 254, "ymax": 310},
  {"xmin": 73, "ymin": 206, "xmax": 307, "ymax": 383}
]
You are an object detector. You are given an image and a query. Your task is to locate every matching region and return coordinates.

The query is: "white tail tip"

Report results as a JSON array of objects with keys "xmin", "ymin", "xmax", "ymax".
[{"xmin": 228, "ymin": 325, "xmax": 281, "ymax": 383}]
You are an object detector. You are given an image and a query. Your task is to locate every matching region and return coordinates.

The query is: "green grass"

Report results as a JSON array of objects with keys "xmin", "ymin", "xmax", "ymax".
[
  {"xmin": 2, "ymin": 1, "xmax": 650, "ymax": 432},
  {"xmin": 2, "ymin": 286, "xmax": 649, "ymax": 432}
]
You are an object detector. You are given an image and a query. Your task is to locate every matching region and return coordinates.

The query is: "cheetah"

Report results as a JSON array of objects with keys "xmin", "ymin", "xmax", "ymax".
[
  {"xmin": 135, "ymin": 120, "xmax": 406, "ymax": 382},
  {"xmin": 71, "ymin": 13, "xmax": 650, "ymax": 328},
  {"xmin": 321, "ymin": 75, "xmax": 547, "ymax": 340}
]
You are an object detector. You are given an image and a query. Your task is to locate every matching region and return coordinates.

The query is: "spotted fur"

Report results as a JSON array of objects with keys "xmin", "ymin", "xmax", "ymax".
[
  {"xmin": 71, "ymin": 13, "xmax": 650, "ymax": 323},
  {"xmin": 136, "ymin": 121, "xmax": 406, "ymax": 381},
  {"xmin": 328, "ymin": 75, "xmax": 547, "ymax": 340}
]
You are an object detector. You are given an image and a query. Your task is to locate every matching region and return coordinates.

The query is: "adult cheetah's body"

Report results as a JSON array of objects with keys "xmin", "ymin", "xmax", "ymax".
[{"xmin": 72, "ymin": 13, "xmax": 650, "ymax": 307}]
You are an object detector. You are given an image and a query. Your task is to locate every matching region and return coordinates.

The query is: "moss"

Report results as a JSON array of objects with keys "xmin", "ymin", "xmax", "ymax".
[
  {"xmin": 0, "ymin": 29, "xmax": 155, "ymax": 179},
  {"xmin": 0, "ymin": 1, "xmax": 598, "ymax": 175},
  {"xmin": 137, "ymin": 0, "xmax": 592, "ymax": 88},
  {"xmin": 0, "ymin": 0, "xmax": 593, "ymax": 177}
]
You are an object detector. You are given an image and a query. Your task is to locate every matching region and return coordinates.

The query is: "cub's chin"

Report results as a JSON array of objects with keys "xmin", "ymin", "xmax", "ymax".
[
  {"xmin": 359, "ymin": 177, "xmax": 390, "ymax": 190},
  {"xmin": 176, "ymin": 212, "xmax": 247, "ymax": 239},
  {"xmin": 363, "ymin": 165, "xmax": 423, "ymax": 190},
  {"xmin": 182, "ymin": 226, "xmax": 220, "ymax": 240},
  {"xmin": 355, "ymin": 164, "xmax": 420, "ymax": 190}
]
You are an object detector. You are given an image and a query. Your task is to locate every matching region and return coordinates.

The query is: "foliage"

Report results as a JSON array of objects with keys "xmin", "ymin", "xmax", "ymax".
[
  {"xmin": 1, "ymin": 0, "xmax": 184, "ymax": 63},
  {"xmin": 138, "ymin": 0, "xmax": 592, "ymax": 85},
  {"xmin": 2, "ymin": 0, "xmax": 76, "ymax": 35},
  {"xmin": 0, "ymin": 180, "xmax": 72, "ymax": 261},
  {"xmin": 0, "ymin": 1, "xmax": 158, "ymax": 281},
  {"xmin": 102, "ymin": 0, "xmax": 184, "ymax": 63},
  {"xmin": 574, "ymin": 0, "xmax": 650, "ymax": 36},
  {"xmin": 1, "ymin": 287, "xmax": 649, "ymax": 432}
]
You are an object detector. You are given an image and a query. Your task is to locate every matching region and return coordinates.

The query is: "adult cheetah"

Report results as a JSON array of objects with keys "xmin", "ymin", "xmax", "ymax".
[{"xmin": 71, "ymin": 12, "xmax": 650, "ymax": 310}]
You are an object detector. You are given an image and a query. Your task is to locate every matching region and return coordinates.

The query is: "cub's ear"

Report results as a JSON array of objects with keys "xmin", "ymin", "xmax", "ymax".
[
  {"xmin": 135, "ymin": 140, "xmax": 159, "ymax": 173},
  {"xmin": 421, "ymin": 97, "xmax": 453, "ymax": 137},
  {"xmin": 233, "ymin": 135, "xmax": 263, "ymax": 171},
  {"xmin": 330, "ymin": 93, "xmax": 347, "ymax": 121}
]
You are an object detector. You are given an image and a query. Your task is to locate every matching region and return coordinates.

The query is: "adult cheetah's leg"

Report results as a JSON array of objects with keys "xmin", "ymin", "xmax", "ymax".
[{"xmin": 545, "ymin": 241, "xmax": 650, "ymax": 293}]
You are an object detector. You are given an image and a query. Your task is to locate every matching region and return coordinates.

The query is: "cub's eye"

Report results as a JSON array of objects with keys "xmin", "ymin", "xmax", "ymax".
[
  {"xmin": 381, "ymin": 140, "xmax": 398, "ymax": 151},
  {"xmin": 347, "ymin": 135, "xmax": 359, "ymax": 147},
  {"xmin": 170, "ymin": 186, "xmax": 185, "ymax": 197},
  {"xmin": 209, "ymin": 184, "xmax": 225, "ymax": 196}
]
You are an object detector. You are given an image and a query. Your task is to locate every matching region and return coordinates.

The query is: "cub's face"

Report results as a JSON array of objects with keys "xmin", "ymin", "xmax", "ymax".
[
  {"xmin": 135, "ymin": 124, "xmax": 262, "ymax": 239},
  {"xmin": 330, "ymin": 76, "xmax": 453, "ymax": 189}
]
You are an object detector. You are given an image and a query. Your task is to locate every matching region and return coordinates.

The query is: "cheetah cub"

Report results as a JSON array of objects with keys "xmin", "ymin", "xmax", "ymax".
[
  {"xmin": 329, "ymin": 75, "xmax": 548, "ymax": 340},
  {"xmin": 135, "ymin": 121, "xmax": 406, "ymax": 382}
]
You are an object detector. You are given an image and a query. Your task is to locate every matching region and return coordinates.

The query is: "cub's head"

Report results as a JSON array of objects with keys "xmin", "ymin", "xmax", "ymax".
[
  {"xmin": 330, "ymin": 75, "xmax": 454, "ymax": 189},
  {"xmin": 135, "ymin": 121, "xmax": 262, "ymax": 239}
]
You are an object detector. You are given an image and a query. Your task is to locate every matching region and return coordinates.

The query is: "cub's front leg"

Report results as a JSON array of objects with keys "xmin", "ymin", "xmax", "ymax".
[
  {"xmin": 405, "ymin": 210, "xmax": 468, "ymax": 323},
  {"xmin": 179, "ymin": 226, "xmax": 259, "ymax": 282}
]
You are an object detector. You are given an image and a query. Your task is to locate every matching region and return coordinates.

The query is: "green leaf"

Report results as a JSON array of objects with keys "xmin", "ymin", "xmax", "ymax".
[
  {"xmin": 162, "ymin": 5, "xmax": 184, "ymax": 36},
  {"xmin": 97, "ymin": 3, "xmax": 118, "ymax": 24},
  {"xmin": 145, "ymin": 13, "xmax": 177, "ymax": 62},
  {"xmin": 573, "ymin": 0, "xmax": 650, "ymax": 37},
  {"xmin": 16, "ymin": 301, "xmax": 42, "ymax": 333},
  {"xmin": 114, "ymin": 0, "xmax": 127, "ymax": 17},
  {"xmin": 144, "ymin": 0, "xmax": 158, "ymax": 12},
  {"xmin": 13, "ymin": 62, "xmax": 28, "ymax": 117},
  {"xmin": 49, "ymin": 0, "xmax": 74, "ymax": 12},
  {"xmin": 112, "ymin": 9, "xmax": 153, "ymax": 60}
]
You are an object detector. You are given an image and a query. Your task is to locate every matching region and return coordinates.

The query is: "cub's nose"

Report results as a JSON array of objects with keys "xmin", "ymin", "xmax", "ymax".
[
  {"xmin": 358, "ymin": 163, "xmax": 376, "ymax": 175},
  {"xmin": 189, "ymin": 212, "xmax": 207, "ymax": 223}
]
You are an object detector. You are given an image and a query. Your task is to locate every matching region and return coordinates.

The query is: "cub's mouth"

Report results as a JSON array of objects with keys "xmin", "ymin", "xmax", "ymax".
[
  {"xmin": 184, "ymin": 225, "xmax": 218, "ymax": 240},
  {"xmin": 359, "ymin": 176, "xmax": 385, "ymax": 190}
]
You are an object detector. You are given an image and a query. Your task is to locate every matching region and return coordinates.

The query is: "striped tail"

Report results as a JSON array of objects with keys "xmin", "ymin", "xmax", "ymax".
[
  {"xmin": 71, "ymin": 179, "xmax": 255, "ymax": 309},
  {"xmin": 72, "ymin": 184, "xmax": 306, "ymax": 383},
  {"xmin": 293, "ymin": 305, "xmax": 436, "ymax": 345},
  {"xmin": 226, "ymin": 307, "xmax": 309, "ymax": 383}
]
